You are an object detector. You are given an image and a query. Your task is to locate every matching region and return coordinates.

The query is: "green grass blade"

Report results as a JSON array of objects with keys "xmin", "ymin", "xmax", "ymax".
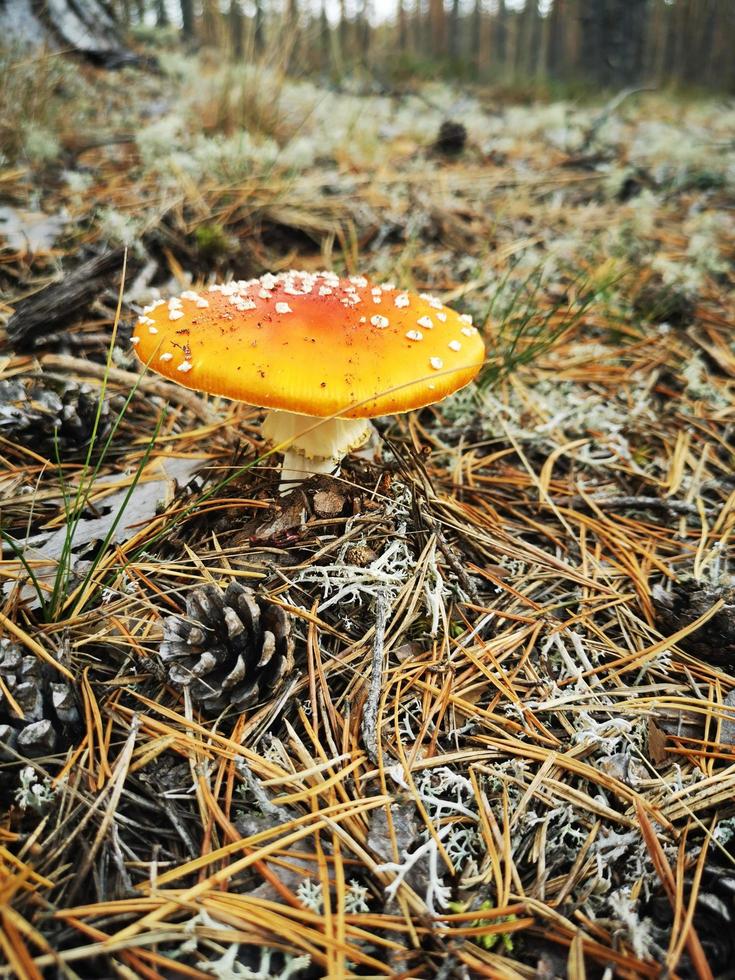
[
  {"xmin": 0, "ymin": 527, "xmax": 49, "ymax": 613},
  {"xmin": 64, "ymin": 404, "xmax": 168, "ymax": 619}
]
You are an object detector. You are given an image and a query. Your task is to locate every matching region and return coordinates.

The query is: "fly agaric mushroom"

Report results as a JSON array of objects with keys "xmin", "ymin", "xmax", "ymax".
[{"xmin": 131, "ymin": 271, "xmax": 485, "ymax": 486}]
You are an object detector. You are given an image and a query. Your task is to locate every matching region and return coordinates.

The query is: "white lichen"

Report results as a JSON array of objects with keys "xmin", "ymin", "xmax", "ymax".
[{"xmin": 14, "ymin": 766, "xmax": 56, "ymax": 813}]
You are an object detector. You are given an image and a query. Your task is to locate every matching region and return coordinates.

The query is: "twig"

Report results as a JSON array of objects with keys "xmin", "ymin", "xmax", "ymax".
[
  {"xmin": 579, "ymin": 86, "xmax": 655, "ymax": 151},
  {"xmin": 420, "ymin": 504, "xmax": 481, "ymax": 604},
  {"xmin": 438, "ymin": 532, "xmax": 482, "ymax": 605},
  {"xmin": 552, "ymin": 495, "xmax": 712, "ymax": 517},
  {"xmin": 361, "ymin": 591, "xmax": 389, "ymax": 765},
  {"xmin": 235, "ymin": 760, "xmax": 291, "ymax": 822}
]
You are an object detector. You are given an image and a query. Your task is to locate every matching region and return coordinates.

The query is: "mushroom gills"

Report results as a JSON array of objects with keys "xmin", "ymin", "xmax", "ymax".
[{"xmin": 262, "ymin": 409, "xmax": 372, "ymax": 488}]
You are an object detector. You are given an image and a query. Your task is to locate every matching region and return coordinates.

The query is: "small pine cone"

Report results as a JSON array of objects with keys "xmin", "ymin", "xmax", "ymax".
[
  {"xmin": 632, "ymin": 274, "xmax": 695, "ymax": 327},
  {"xmin": 434, "ymin": 120, "xmax": 467, "ymax": 156},
  {"xmin": 653, "ymin": 581, "xmax": 735, "ymax": 668},
  {"xmin": 647, "ymin": 858, "xmax": 735, "ymax": 974},
  {"xmin": 160, "ymin": 583, "xmax": 295, "ymax": 714},
  {"xmin": 0, "ymin": 638, "xmax": 80, "ymax": 759},
  {"xmin": 0, "ymin": 378, "xmax": 120, "ymax": 458}
]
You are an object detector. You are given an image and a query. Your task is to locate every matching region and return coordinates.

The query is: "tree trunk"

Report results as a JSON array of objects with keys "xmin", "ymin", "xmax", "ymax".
[
  {"xmin": 200, "ymin": 0, "xmax": 220, "ymax": 46},
  {"xmin": 479, "ymin": 0, "xmax": 493, "ymax": 78},
  {"xmin": 155, "ymin": 0, "xmax": 168, "ymax": 27},
  {"xmin": 229, "ymin": 0, "xmax": 244, "ymax": 59},
  {"xmin": 494, "ymin": 0, "xmax": 507, "ymax": 76},
  {"xmin": 319, "ymin": 0, "xmax": 330, "ymax": 66},
  {"xmin": 577, "ymin": 0, "xmax": 602, "ymax": 83},
  {"xmin": 448, "ymin": 0, "xmax": 460, "ymax": 62},
  {"xmin": 645, "ymin": 0, "xmax": 665, "ymax": 83},
  {"xmin": 358, "ymin": 0, "xmax": 372, "ymax": 61},
  {"xmin": 0, "ymin": 0, "xmax": 141, "ymax": 68},
  {"xmin": 617, "ymin": 0, "xmax": 649, "ymax": 85},
  {"xmin": 180, "ymin": 0, "xmax": 195, "ymax": 40},
  {"xmin": 413, "ymin": 0, "xmax": 424, "ymax": 55},
  {"xmin": 338, "ymin": 0, "xmax": 349, "ymax": 63},
  {"xmin": 536, "ymin": 0, "xmax": 551, "ymax": 78},
  {"xmin": 547, "ymin": 0, "xmax": 564, "ymax": 77},
  {"xmin": 398, "ymin": 0, "xmax": 408, "ymax": 52},
  {"xmin": 471, "ymin": 0, "xmax": 482, "ymax": 74},
  {"xmin": 254, "ymin": 0, "xmax": 265, "ymax": 53},
  {"xmin": 429, "ymin": 0, "xmax": 446, "ymax": 56},
  {"xmin": 520, "ymin": 0, "xmax": 539, "ymax": 76},
  {"xmin": 505, "ymin": 6, "xmax": 519, "ymax": 78},
  {"xmin": 690, "ymin": 0, "xmax": 717, "ymax": 86},
  {"xmin": 578, "ymin": 0, "xmax": 650, "ymax": 87},
  {"xmin": 286, "ymin": 0, "xmax": 300, "ymax": 69},
  {"xmin": 710, "ymin": 0, "xmax": 735, "ymax": 92}
]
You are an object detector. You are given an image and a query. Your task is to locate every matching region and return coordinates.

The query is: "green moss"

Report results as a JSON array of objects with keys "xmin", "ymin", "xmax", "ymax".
[{"xmin": 194, "ymin": 222, "xmax": 233, "ymax": 259}]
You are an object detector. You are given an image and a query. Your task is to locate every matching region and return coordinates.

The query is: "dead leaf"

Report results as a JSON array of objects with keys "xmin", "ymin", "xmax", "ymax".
[{"xmin": 647, "ymin": 717, "xmax": 670, "ymax": 767}]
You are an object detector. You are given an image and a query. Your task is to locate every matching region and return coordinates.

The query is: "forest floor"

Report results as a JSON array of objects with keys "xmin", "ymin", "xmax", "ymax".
[{"xmin": 1, "ymin": 42, "xmax": 734, "ymax": 979}]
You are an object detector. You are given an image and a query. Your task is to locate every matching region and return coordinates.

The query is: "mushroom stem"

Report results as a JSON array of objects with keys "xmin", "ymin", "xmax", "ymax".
[
  {"xmin": 261, "ymin": 409, "xmax": 372, "ymax": 490},
  {"xmin": 279, "ymin": 448, "xmax": 341, "ymax": 486}
]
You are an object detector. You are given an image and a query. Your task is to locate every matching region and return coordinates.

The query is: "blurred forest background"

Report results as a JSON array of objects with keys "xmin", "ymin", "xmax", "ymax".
[
  {"xmin": 173, "ymin": 0, "xmax": 735, "ymax": 94},
  {"xmin": 11, "ymin": 0, "xmax": 735, "ymax": 94}
]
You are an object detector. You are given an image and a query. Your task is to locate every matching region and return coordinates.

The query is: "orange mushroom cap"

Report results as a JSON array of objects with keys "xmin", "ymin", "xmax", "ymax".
[{"xmin": 131, "ymin": 271, "xmax": 485, "ymax": 418}]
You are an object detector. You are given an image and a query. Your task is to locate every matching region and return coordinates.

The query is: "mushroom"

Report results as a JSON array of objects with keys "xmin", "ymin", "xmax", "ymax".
[{"xmin": 131, "ymin": 271, "xmax": 485, "ymax": 488}]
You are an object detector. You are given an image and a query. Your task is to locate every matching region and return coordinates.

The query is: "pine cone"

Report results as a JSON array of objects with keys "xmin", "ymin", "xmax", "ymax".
[
  {"xmin": 0, "ymin": 378, "xmax": 121, "ymax": 458},
  {"xmin": 160, "ymin": 583, "xmax": 295, "ymax": 714},
  {"xmin": 0, "ymin": 639, "xmax": 79, "ymax": 760},
  {"xmin": 632, "ymin": 274, "xmax": 695, "ymax": 327},
  {"xmin": 647, "ymin": 858, "xmax": 735, "ymax": 976},
  {"xmin": 434, "ymin": 120, "xmax": 467, "ymax": 156},
  {"xmin": 653, "ymin": 580, "xmax": 735, "ymax": 668}
]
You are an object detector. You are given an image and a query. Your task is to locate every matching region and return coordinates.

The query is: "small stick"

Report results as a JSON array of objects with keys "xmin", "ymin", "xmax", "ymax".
[
  {"xmin": 235, "ymin": 759, "xmax": 291, "ymax": 822},
  {"xmin": 579, "ymin": 86, "xmax": 655, "ymax": 151},
  {"xmin": 420, "ymin": 505, "xmax": 481, "ymax": 604},
  {"xmin": 552, "ymin": 495, "xmax": 711, "ymax": 518},
  {"xmin": 361, "ymin": 591, "xmax": 389, "ymax": 765}
]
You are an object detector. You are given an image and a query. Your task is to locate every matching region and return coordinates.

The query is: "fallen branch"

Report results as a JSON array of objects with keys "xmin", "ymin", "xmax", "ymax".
[{"xmin": 5, "ymin": 249, "xmax": 136, "ymax": 351}]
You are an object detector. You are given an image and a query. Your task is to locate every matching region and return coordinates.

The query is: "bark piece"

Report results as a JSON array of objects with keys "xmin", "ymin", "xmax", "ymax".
[{"xmin": 5, "ymin": 249, "xmax": 130, "ymax": 351}]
